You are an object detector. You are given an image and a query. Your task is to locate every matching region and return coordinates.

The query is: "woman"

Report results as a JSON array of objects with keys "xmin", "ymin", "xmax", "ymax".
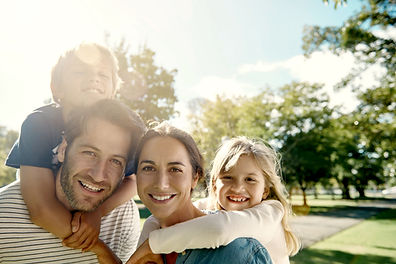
[{"xmin": 127, "ymin": 122, "xmax": 272, "ymax": 264}]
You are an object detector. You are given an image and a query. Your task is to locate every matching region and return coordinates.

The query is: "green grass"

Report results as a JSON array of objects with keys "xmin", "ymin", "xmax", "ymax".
[{"xmin": 290, "ymin": 208, "xmax": 396, "ymax": 264}]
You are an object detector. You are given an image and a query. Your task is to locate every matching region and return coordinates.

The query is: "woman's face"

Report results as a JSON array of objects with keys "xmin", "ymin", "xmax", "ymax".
[{"xmin": 136, "ymin": 136, "xmax": 198, "ymax": 225}]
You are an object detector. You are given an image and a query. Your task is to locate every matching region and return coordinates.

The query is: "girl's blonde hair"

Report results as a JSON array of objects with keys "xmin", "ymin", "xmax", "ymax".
[{"xmin": 208, "ymin": 136, "xmax": 300, "ymax": 256}]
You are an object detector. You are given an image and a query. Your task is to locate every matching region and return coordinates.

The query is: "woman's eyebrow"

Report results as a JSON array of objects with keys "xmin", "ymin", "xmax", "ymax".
[
  {"xmin": 168, "ymin": 161, "xmax": 186, "ymax": 167},
  {"xmin": 139, "ymin": 160, "xmax": 155, "ymax": 165}
]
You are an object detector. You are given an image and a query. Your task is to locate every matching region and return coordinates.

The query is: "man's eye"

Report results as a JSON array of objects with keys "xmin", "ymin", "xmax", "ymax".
[
  {"xmin": 111, "ymin": 159, "xmax": 123, "ymax": 167},
  {"xmin": 83, "ymin": 151, "xmax": 96, "ymax": 157}
]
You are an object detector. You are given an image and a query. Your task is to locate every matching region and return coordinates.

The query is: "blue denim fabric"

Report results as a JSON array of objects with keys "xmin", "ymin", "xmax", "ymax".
[{"xmin": 169, "ymin": 237, "xmax": 273, "ymax": 264}]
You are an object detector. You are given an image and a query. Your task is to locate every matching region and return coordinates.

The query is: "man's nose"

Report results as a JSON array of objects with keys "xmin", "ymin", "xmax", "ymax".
[{"xmin": 90, "ymin": 160, "xmax": 107, "ymax": 182}]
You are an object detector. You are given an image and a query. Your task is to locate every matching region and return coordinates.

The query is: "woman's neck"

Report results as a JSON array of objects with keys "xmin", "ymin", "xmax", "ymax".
[{"xmin": 159, "ymin": 203, "xmax": 205, "ymax": 228}]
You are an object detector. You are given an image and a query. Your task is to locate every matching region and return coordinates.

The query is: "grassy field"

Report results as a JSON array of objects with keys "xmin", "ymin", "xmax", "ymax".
[{"xmin": 291, "ymin": 208, "xmax": 396, "ymax": 264}]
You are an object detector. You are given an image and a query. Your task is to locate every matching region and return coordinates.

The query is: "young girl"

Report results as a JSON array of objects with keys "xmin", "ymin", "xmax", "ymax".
[{"xmin": 132, "ymin": 136, "xmax": 300, "ymax": 264}]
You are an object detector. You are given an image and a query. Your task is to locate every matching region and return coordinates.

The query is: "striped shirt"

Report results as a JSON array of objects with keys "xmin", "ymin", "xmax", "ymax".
[{"xmin": 0, "ymin": 181, "xmax": 140, "ymax": 263}]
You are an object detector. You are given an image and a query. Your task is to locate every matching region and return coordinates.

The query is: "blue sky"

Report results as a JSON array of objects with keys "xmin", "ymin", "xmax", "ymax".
[{"xmin": 0, "ymin": 0, "xmax": 373, "ymax": 131}]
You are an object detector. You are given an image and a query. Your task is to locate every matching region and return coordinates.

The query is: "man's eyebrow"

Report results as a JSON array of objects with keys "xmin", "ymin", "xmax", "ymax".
[{"xmin": 79, "ymin": 144, "xmax": 127, "ymax": 161}]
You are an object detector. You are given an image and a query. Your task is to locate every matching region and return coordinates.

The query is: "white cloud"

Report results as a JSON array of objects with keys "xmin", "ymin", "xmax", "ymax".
[{"xmin": 185, "ymin": 76, "xmax": 258, "ymax": 101}]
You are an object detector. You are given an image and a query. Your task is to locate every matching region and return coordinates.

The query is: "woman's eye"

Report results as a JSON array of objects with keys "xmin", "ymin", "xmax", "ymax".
[
  {"xmin": 142, "ymin": 166, "xmax": 155, "ymax": 172},
  {"xmin": 170, "ymin": 167, "xmax": 182, "ymax": 173},
  {"xmin": 100, "ymin": 72, "xmax": 110, "ymax": 79}
]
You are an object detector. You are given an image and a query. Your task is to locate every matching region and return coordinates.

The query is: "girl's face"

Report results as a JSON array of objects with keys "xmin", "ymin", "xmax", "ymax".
[
  {"xmin": 136, "ymin": 136, "xmax": 198, "ymax": 226},
  {"xmin": 215, "ymin": 155, "xmax": 268, "ymax": 211}
]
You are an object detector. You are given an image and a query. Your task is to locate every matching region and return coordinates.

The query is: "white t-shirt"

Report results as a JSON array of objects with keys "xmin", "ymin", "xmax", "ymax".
[{"xmin": 139, "ymin": 199, "xmax": 290, "ymax": 264}]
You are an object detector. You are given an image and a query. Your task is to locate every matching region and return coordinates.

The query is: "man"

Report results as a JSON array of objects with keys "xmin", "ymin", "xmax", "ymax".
[{"xmin": 0, "ymin": 99, "xmax": 146, "ymax": 263}]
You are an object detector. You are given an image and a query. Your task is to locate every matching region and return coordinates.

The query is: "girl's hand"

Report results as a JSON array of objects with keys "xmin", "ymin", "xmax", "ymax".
[
  {"xmin": 126, "ymin": 239, "xmax": 164, "ymax": 264},
  {"xmin": 62, "ymin": 210, "xmax": 101, "ymax": 251}
]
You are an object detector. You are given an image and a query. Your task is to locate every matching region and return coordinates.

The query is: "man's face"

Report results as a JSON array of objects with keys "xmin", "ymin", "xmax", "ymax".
[
  {"xmin": 59, "ymin": 117, "xmax": 131, "ymax": 212},
  {"xmin": 57, "ymin": 53, "xmax": 114, "ymax": 109}
]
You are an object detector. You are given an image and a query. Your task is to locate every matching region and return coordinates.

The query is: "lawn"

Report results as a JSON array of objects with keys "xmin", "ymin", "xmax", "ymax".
[{"xmin": 290, "ymin": 208, "xmax": 396, "ymax": 264}]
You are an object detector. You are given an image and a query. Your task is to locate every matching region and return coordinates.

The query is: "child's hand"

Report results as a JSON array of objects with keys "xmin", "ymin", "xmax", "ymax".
[{"xmin": 62, "ymin": 210, "xmax": 101, "ymax": 251}]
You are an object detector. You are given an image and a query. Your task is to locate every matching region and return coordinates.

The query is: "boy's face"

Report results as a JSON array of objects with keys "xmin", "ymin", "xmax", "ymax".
[
  {"xmin": 58, "ymin": 55, "xmax": 114, "ymax": 108},
  {"xmin": 58, "ymin": 117, "xmax": 131, "ymax": 211}
]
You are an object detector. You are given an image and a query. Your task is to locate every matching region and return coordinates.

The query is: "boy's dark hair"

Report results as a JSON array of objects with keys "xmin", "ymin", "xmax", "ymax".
[
  {"xmin": 133, "ymin": 122, "xmax": 204, "ymax": 180},
  {"xmin": 64, "ymin": 99, "xmax": 146, "ymax": 174}
]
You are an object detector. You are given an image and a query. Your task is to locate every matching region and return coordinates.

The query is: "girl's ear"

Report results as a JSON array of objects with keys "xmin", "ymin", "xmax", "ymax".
[
  {"xmin": 57, "ymin": 137, "xmax": 68, "ymax": 163},
  {"xmin": 262, "ymin": 187, "xmax": 270, "ymax": 200}
]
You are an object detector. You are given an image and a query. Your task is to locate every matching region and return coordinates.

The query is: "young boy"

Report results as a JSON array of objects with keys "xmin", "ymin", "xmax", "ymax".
[{"xmin": 6, "ymin": 43, "xmax": 137, "ymax": 251}]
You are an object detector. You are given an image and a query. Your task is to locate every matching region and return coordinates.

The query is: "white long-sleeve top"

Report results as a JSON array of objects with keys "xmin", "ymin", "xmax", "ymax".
[{"xmin": 138, "ymin": 199, "xmax": 289, "ymax": 264}]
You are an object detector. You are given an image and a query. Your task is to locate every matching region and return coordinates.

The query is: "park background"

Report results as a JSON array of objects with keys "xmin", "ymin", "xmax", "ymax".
[{"xmin": 0, "ymin": 0, "xmax": 395, "ymax": 263}]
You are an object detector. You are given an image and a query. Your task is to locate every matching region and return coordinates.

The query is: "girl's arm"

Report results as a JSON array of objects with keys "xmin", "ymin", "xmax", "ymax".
[
  {"xmin": 20, "ymin": 166, "xmax": 72, "ymax": 238},
  {"xmin": 90, "ymin": 239, "xmax": 122, "ymax": 264},
  {"xmin": 148, "ymin": 200, "xmax": 284, "ymax": 254}
]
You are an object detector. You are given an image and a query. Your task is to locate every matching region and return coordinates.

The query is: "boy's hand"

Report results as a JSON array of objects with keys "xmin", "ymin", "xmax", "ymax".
[{"xmin": 62, "ymin": 210, "xmax": 101, "ymax": 251}]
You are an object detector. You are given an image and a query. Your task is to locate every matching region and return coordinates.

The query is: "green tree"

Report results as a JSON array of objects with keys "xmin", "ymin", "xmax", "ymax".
[
  {"xmin": 303, "ymin": 0, "xmax": 395, "ymax": 194},
  {"xmin": 112, "ymin": 40, "xmax": 178, "ymax": 123},
  {"xmin": 0, "ymin": 126, "xmax": 18, "ymax": 187},
  {"xmin": 274, "ymin": 82, "xmax": 335, "ymax": 205}
]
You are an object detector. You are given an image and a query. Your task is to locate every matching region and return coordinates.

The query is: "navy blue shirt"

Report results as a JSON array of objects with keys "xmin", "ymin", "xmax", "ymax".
[{"xmin": 6, "ymin": 104, "xmax": 64, "ymax": 171}]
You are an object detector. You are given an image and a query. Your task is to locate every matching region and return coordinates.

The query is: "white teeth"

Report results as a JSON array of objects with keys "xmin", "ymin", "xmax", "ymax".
[
  {"xmin": 229, "ymin": 197, "xmax": 247, "ymax": 202},
  {"xmin": 80, "ymin": 181, "xmax": 102, "ymax": 192},
  {"xmin": 152, "ymin": 194, "xmax": 173, "ymax": 201}
]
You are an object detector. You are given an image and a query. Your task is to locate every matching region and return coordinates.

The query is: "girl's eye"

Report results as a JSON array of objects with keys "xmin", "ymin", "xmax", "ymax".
[
  {"xmin": 221, "ymin": 175, "xmax": 232, "ymax": 180},
  {"xmin": 246, "ymin": 177, "xmax": 257, "ymax": 183}
]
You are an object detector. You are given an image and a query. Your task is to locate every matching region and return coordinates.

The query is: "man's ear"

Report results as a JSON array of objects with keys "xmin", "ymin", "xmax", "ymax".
[{"xmin": 57, "ymin": 137, "xmax": 68, "ymax": 163}]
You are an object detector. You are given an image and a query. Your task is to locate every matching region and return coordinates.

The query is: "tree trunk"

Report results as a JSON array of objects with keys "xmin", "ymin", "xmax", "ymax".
[
  {"xmin": 341, "ymin": 178, "xmax": 351, "ymax": 199},
  {"xmin": 302, "ymin": 187, "xmax": 308, "ymax": 206},
  {"xmin": 357, "ymin": 186, "xmax": 366, "ymax": 199}
]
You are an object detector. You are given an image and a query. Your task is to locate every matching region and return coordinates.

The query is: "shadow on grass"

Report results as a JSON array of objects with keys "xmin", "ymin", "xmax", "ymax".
[
  {"xmin": 139, "ymin": 206, "xmax": 152, "ymax": 219},
  {"xmin": 290, "ymin": 248, "xmax": 396, "ymax": 264}
]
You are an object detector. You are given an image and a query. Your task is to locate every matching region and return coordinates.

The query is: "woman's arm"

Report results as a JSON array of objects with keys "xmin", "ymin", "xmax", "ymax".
[{"xmin": 148, "ymin": 200, "xmax": 284, "ymax": 254}]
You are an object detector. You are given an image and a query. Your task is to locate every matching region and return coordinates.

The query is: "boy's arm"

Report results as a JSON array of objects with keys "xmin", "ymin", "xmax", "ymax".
[
  {"xmin": 20, "ymin": 166, "xmax": 72, "ymax": 238},
  {"xmin": 63, "ymin": 175, "xmax": 137, "ymax": 251},
  {"xmin": 96, "ymin": 175, "xmax": 137, "ymax": 216},
  {"xmin": 148, "ymin": 200, "xmax": 285, "ymax": 254}
]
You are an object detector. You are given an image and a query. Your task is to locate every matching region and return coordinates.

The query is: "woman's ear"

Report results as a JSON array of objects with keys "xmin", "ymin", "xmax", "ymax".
[
  {"xmin": 57, "ymin": 137, "xmax": 68, "ymax": 163},
  {"xmin": 191, "ymin": 173, "xmax": 199, "ymax": 189}
]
